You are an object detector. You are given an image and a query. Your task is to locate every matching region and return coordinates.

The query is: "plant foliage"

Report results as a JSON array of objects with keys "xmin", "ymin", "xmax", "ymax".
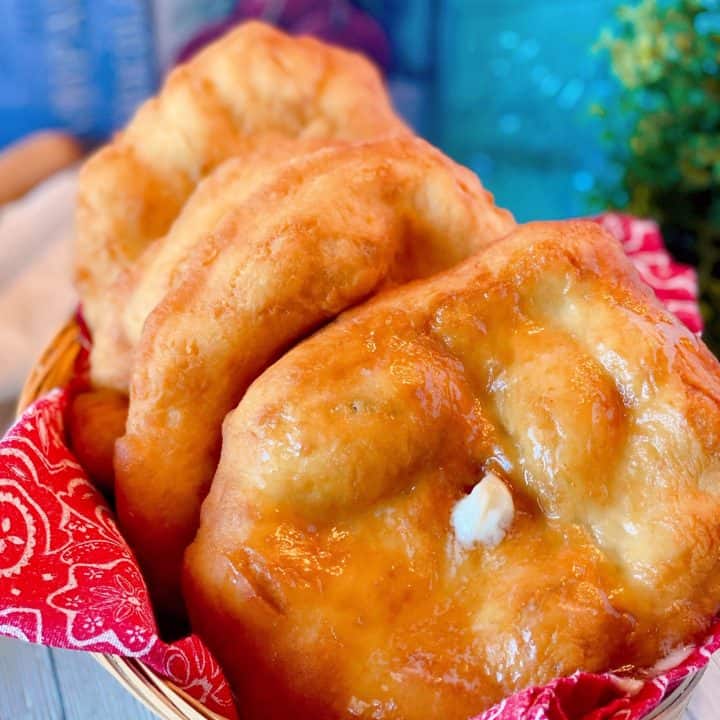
[{"xmin": 594, "ymin": 0, "xmax": 720, "ymax": 353}]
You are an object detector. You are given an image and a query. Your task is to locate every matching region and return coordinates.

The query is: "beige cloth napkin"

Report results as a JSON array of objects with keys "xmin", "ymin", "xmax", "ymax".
[{"xmin": 0, "ymin": 168, "xmax": 78, "ymax": 401}]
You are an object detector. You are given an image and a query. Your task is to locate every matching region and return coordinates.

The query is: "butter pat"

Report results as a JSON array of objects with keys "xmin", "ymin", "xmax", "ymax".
[{"xmin": 451, "ymin": 472, "xmax": 514, "ymax": 548}]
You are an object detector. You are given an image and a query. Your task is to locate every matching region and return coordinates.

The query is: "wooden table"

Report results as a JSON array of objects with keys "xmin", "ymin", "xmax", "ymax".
[{"xmin": 0, "ymin": 635, "xmax": 719, "ymax": 720}]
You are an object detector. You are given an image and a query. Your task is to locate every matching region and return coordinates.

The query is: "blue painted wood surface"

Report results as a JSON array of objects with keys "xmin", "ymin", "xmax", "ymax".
[
  {"xmin": 0, "ymin": 639, "xmax": 155, "ymax": 719},
  {"xmin": 1, "ymin": 635, "xmax": 720, "ymax": 719}
]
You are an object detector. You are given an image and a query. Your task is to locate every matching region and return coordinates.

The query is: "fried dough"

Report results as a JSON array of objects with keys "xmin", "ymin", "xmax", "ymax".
[
  {"xmin": 75, "ymin": 21, "xmax": 408, "ymax": 335},
  {"xmin": 185, "ymin": 220, "xmax": 720, "ymax": 720},
  {"xmin": 115, "ymin": 137, "xmax": 515, "ymax": 617},
  {"xmin": 90, "ymin": 137, "xmax": 333, "ymax": 391}
]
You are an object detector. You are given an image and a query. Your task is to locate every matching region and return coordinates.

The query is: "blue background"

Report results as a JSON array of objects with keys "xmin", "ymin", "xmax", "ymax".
[
  {"xmin": 368, "ymin": 0, "xmax": 617, "ymax": 222},
  {"xmin": 0, "ymin": 0, "xmax": 619, "ymax": 222}
]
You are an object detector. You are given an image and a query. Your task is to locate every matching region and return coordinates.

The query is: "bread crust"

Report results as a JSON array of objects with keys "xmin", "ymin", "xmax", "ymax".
[
  {"xmin": 114, "ymin": 136, "xmax": 514, "ymax": 618},
  {"xmin": 185, "ymin": 220, "xmax": 720, "ymax": 720},
  {"xmin": 75, "ymin": 21, "xmax": 409, "ymax": 335}
]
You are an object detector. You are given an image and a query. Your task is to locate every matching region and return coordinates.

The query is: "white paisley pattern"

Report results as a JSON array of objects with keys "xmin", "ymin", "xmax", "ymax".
[
  {"xmin": 48, "ymin": 559, "xmax": 156, "ymax": 656},
  {"xmin": 0, "ymin": 491, "xmax": 36, "ymax": 577}
]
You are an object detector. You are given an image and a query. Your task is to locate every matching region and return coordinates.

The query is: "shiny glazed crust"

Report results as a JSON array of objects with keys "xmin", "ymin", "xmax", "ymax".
[
  {"xmin": 114, "ymin": 136, "xmax": 515, "ymax": 618},
  {"xmin": 75, "ymin": 21, "xmax": 409, "ymax": 335},
  {"xmin": 185, "ymin": 220, "xmax": 720, "ymax": 720},
  {"xmin": 89, "ymin": 137, "xmax": 333, "ymax": 392}
]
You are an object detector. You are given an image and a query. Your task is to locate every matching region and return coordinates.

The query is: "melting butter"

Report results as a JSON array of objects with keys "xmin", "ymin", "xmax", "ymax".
[{"xmin": 451, "ymin": 472, "xmax": 514, "ymax": 548}]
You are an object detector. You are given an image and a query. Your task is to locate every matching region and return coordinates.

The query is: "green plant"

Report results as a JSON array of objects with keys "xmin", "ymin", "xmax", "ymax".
[{"xmin": 593, "ymin": 0, "xmax": 720, "ymax": 354}]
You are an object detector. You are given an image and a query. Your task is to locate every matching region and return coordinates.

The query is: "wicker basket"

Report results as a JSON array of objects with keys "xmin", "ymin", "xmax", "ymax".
[{"xmin": 16, "ymin": 318, "xmax": 706, "ymax": 720}]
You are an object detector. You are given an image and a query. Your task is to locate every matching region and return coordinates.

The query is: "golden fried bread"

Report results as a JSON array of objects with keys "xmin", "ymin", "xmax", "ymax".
[
  {"xmin": 75, "ymin": 21, "xmax": 408, "ymax": 335},
  {"xmin": 90, "ymin": 137, "xmax": 333, "ymax": 391},
  {"xmin": 115, "ymin": 136, "xmax": 514, "ymax": 618},
  {"xmin": 67, "ymin": 389, "xmax": 128, "ymax": 496},
  {"xmin": 185, "ymin": 220, "xmax": 720, "ymax": 720}
]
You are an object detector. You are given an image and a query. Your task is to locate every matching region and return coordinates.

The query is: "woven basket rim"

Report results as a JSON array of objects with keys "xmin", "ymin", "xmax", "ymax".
[
  {"xmin": 17, "ymin": 317, "xmax": 225, "ymax": 720},
  {"xmin": 17, "ymin": 318, "xmax": 707, "ymax": 720}
]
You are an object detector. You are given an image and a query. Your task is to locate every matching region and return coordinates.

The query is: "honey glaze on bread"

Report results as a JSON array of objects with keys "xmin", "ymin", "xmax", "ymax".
[
  {"xmin": 73, "ymin": 20, "xmax": 514, "ymax": 621},
  {"xmin": 75, "ymin": 21, "xmax": 409, "ymax": 339},
  {"xmin": 89, "ymin": 137, "xmax": 334, "ymax": 392},
  {"xmin": 185, "ymin": 221, "xmax": 720, "ymax": 720},
  {"xmin": 114, "ymin": 136, "xmax": 514, "ymax": 619}
]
